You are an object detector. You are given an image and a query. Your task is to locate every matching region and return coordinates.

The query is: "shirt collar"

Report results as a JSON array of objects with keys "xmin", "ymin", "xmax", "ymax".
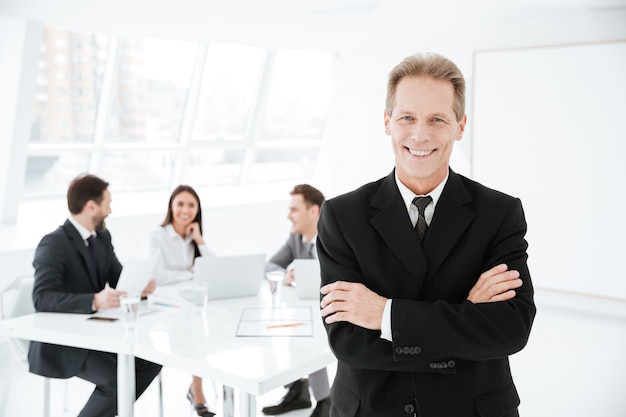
[
  {"xmin": 395, "ymin": 170, "xmax": 448, "ymax": 214},
  {"xmin": 301, "ymin": 234, "xmax": 317, "ymax": 245},
  {"xmin": 68, "ymin": 216, "xmax": 96, "ymax": 241},
  {"xmin": 164, "ymin": 223, "xmax": 193, "ymax": 244}
]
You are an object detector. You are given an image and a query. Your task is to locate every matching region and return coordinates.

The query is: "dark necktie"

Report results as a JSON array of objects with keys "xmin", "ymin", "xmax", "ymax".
[
  {"xmin": 412, "ymin": 196, "xmax": 432, "ymax": 240},
  {"xmin": 86, "ymin": 235, "xmax": 100, "ymax": 282}
]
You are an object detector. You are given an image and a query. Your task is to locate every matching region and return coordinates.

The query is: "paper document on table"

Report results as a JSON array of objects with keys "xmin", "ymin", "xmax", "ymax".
[
  {"xmin": 90, "ymin": 300, "xmax": 159, "ymax": 320},
  {"xmin": 236, "ymin": 307, "xmax": 313, "ymax": 337}
]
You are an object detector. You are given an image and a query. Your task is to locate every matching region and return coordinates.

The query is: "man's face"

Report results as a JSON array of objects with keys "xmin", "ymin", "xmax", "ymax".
[
  {"xmin": 287, "ymin": 194, "xmax": 318, "ymax": 236},
  {"xmin": 384, "ymin": 76, "xmax": 466, "ymax": 194},
  {"xmin": 92, "ymin": 189, "xmax": 112, "ymax": 231}
]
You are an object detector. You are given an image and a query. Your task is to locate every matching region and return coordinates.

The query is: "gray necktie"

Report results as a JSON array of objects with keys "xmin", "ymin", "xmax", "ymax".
[{"xmin": 412, "ymin": 196, "xmax": 432, "ymax": 240}]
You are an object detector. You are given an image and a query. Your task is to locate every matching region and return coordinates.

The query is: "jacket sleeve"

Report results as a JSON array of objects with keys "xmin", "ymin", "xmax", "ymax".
[
  {"xmin": 318, "ymin": 197, "xmax": 536, "ymax": 372},
  {"xmin": 390, "ymin": 198, "xmax": 535, "ymax": 362},
  {"xmin": 265, "ymin": 235, "xmax": 296, "ymax": 273},
  {"xmin": 32, "ymin": 233, "xmax": 94, "ymax": 313}
]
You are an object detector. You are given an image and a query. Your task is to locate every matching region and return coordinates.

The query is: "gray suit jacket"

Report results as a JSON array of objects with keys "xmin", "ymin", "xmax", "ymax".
[
  {"xmin": 28, "ymin": 220, "xmax": 123, "ymax": 378},
  {"xmin": 266, "ymin": 233, "xmax": 315, "ymax": 273}
]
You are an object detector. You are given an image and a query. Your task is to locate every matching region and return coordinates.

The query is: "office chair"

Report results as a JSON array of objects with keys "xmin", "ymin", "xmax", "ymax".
[{"xmin": 0, "ymin": 275, "xmax": 53, "ymax": 417}]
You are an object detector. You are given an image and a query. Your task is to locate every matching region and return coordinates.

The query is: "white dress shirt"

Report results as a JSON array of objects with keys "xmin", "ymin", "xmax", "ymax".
[
  {"xmin": 68, "ymin": 216, "xmax": 96, "ymax": 244},
  {"xmin": 149, "ymin": 224, "xmax": 215, "ymax": 285},
  {"xmin": 302, "ymin": 234, "xmax": 317, "ymax": 259},
  {"xmin": 379, "ymin": 172, "xmax": 449, "ymax": 341}
]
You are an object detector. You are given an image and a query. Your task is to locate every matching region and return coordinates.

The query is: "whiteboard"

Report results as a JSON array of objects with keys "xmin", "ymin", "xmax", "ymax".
[{"xmin": 472, "ymin": 42, "xmax": 626, "ymax": 299}]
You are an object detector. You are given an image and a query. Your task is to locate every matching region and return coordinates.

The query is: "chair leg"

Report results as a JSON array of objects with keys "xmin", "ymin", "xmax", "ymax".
[
  {"xmin": 43, "ymin": 377, "xmax": 51, "ymax": 417},
  {"xmin": 158, "ymin": 372, "xmax": 164, "ymax": 417},
  {"xmin": 63, "ymin": 379, "xmax": 69, "ymax": 411}
]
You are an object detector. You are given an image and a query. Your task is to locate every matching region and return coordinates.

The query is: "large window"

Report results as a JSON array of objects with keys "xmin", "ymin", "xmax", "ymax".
[{"xmin": 22, "ymin": 27, "xmax": 332, "ymax": 200}]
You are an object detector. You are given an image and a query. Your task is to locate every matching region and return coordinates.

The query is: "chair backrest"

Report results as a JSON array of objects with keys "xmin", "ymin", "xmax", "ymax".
[{"xmin": 0, "ymin": 275, "xmax": 35, "ymax": 362}]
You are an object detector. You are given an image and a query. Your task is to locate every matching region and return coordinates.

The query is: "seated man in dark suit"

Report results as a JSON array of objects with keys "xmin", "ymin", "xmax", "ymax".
[{"xmin": 28, "ymin": 173, "xmax": 162, "ymax": 417}]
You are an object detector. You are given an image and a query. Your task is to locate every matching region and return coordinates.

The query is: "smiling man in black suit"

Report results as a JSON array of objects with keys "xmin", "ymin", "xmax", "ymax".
[{"xmin": 318, "ymin": 52, "xmax": 536, "ymax": 417}]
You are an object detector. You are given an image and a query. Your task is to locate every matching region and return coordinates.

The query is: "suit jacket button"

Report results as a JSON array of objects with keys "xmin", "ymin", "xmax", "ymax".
[
  {"xmin": 415, "ymin": 346, "xmax": 421, "ymax": 354},
  {"xmin": 429, "ymin": 362, "xmax": 437, "ymax": 369},
  {"xmin": 408, "ymin": 347, "xmax": 415, "ymax": 354},
  {"xmin": 404, "ymin": 404, "xmax": 415, "ymax": 413},
  {"xmin": 436, "ymin": 362, "xmax": 443, "ymax": 369},
  {"xmin": 402, "ymin": 347, "xmax": 410, "ymax": 354},
  {"xmin": 448, "ymin": 360, "xmax": 456, "ymax": 368},
  {"xmin": 395, "ymin": 347, "xmax": 403, "ymax": 354}
]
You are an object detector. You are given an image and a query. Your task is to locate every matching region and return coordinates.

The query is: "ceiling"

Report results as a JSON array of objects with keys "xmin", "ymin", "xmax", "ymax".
[{"xmin": 1, "ymin": 0, "xmax": 625, "ymax": 51}]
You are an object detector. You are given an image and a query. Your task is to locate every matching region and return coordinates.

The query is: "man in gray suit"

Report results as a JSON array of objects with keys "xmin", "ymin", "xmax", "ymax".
[
  {"xmin": 262, "ymin": 184, "xmax": 330, "ymax": 417},
  {"xmin": 28, "ymin": 174, "xmax": 161, "ymax": 417}
]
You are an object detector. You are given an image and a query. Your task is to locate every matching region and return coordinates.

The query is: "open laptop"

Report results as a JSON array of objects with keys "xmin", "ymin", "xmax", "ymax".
[
  {"xmin": 179, "ymin": 254, "xmax": 265, "ymax": 302},
  {"xmin": 291, "ymin": 259, "xmax": 321, "ymax": 299}
]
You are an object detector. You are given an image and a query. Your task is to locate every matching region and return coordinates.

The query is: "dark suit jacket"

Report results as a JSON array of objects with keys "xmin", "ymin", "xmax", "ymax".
[
  {"xmin": 28, "ymin": 220, "xmax": 123, "ymax": 378},
  {"xmin": 317, "ymin": 169, "xmax": 536, "ymax": 417}
]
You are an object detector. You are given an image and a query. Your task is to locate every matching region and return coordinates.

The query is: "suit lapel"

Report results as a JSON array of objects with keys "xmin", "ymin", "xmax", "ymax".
[
  {"xmin": 63, "ymin": 220, "xmax": 101, "ymax": 290},
  {"xmin": 423, "ymin": 170, "xmax": 475, "ymax": 279},
  {"xmin": 370, "ymin": 171, "xmax": 428, "ymax": 282}
]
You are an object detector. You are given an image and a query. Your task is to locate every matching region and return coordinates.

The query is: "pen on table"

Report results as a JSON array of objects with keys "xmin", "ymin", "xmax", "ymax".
[
  {"xmin": 267, "ymin": 322, "xmax": 305, "ymax": 329},
  {"xmin": 153, "ymin": 301, "xmax": 179, "ymax": 308}
]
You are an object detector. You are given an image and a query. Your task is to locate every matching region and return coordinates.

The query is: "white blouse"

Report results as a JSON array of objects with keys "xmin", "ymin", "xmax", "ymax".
[{"xmin": 149, "ymin": 224, "xmax": 215, "ymax": 285}]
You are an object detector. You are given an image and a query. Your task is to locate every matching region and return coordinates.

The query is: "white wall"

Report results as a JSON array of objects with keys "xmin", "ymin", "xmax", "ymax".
[{"xmin": 472, "ymin": 41, "xmax": 626, "ymax": 299}]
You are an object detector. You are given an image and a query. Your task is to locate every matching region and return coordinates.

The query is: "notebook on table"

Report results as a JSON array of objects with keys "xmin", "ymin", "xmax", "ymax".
[
  {"xmin": 291, "ymin": 259, "xmax": 321, "ymax": 300},
  {"xmin": 178, "ymin": 253, "xmax": 265, "ymax": 302}
]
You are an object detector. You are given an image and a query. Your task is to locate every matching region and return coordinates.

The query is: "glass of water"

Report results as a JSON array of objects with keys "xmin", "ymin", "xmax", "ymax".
[{"xmin": 266, "ymin": 270, "xmax": 284, "ymax": 308}]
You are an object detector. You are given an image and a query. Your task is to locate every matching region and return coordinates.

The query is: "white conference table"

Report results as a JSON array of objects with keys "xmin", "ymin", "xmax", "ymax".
[
  {"xmin": 0, "ymin": 282, "xmax": 335, "ymax": 417},
  {"xmin": 136, "ymin": 283, "xmax": 334, "ymax": 417},
  {"xmin": 0, "ymin": 311, "xmax": 138, "ymax": 417}
]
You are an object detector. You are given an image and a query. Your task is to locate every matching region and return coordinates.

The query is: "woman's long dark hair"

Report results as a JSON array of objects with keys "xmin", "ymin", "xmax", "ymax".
[{"xmin": 161, "ymin": 185, "xmax": 203, "ymax": 259}]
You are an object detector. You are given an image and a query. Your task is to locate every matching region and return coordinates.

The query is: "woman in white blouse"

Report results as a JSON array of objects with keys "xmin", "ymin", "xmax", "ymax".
[{"xmin": 150, "ymin": 185, "xmax": 215, "ymax": 417}]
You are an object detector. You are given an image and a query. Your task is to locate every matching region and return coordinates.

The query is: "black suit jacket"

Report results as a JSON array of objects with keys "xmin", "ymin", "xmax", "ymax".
[
  {"xmin": 28, "ymin": 220, "xmax": 123, "ymax": 378},
  {"xmin": 317, "ymin": 169, "xmax": 536, "ymax": 417}
]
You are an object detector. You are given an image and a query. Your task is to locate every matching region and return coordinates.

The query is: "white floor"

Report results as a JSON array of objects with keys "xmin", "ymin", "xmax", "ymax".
[
  {"xmin": 2, "ymin": 292, "xmax": 626, "ymax": 417},
  {"xmin": 0, "ymin": 352, "xmax": 333, "ymax": 417}
]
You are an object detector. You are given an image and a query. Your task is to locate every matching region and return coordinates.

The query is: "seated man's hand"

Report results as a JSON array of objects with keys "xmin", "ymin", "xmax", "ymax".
[
  {"xmin": 467, "ymin": 264, "xmax": 522, "ymax": 304},
  {"xmin": 284, "ymin": 268, "xmax": 295, "ymax": 286},
  {"xmin": 93, "ymin": 286, "xmax": 125, "ymax": 310}
]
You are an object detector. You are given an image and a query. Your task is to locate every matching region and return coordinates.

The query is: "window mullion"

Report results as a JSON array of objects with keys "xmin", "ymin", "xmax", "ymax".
[
  {"xmin": 239, "ymin": 49, "xmax": 275, "ymax": 187},
  {"xmin": 170, "ymin": 43, "xmax": 207, "ymax": 188},
  {"xmin": 89, "ymin": 38, "xmax": 119, "ymax": 173}
]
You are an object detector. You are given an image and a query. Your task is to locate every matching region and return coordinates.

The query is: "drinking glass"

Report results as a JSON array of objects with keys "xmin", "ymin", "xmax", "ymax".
[
  {"xmin": 120, "ymin": 294, "xmax": 141, "ymax": 331},
  {"xmin": 266, "ymin": 271, "xmax": 284, "ymax": 308}
]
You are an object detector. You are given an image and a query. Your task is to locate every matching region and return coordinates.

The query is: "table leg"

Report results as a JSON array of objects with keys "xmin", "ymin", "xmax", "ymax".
[
  {"xmin": 117, "ymin": 352, "xmax": 135, "ymax": 417},
  {"xmin": 240, "ymin": 392, "xmax": 256, "ymax": 417},
  {"xmin": 223, "ymin": 386, "xmax": 235, "ymax": 417}
]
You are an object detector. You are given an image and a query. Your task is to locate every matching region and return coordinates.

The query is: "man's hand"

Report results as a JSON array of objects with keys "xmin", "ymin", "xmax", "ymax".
[
  {"xmin": 320, "ymin": 281, "xmax": 387, "ymax": 330},
  {"xmin": 93, "ymin": 286, "xmax": 125, "ymax": 310},
  {"xmin": 284, "ymin": 268, "xmax": 295, "ymax": 286},
  {"xmin": 467, "ymin": 263, "xmax": 522, "ymax": 303}
]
